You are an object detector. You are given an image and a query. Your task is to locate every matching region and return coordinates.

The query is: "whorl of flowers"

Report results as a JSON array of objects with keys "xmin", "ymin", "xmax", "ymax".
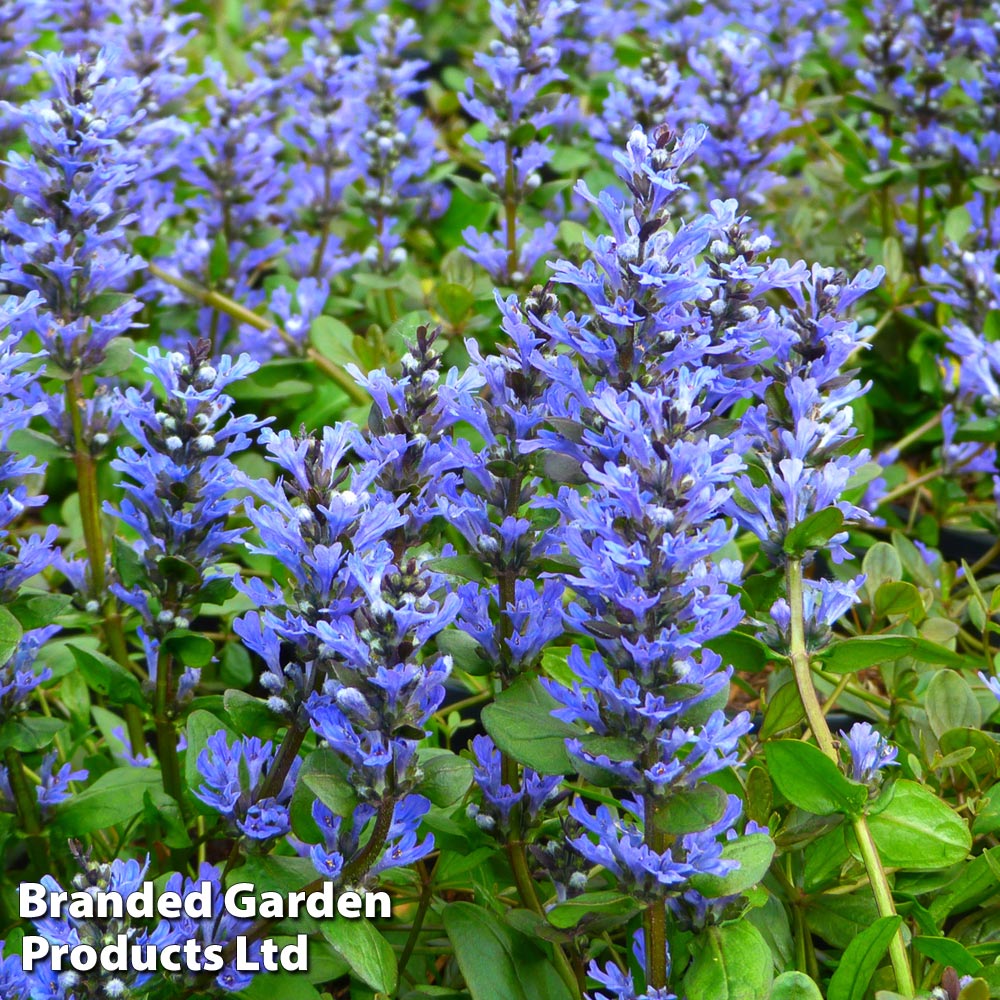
[
  {"xmin": 232, "ymin": 419, "xmax": 453, "ymax": 883},
  {"xmin": 0, "ymin": 49, "xmax": 144, "ymax": 375},
  {"xmin": 0, "ymin": 294, "xmax": 59, "ymax": 603},
  {"xmin": 158, "ymin": 70, "xmax": 285, "ymax": 355},
  {"xmin": 511, "ymin": 124, "xmax": 776, "ymax": 994},
  {"xmin": 355, "ymin": 14, "xmax": 449, "ymax": 273},
  {"xmin": 731, "ymin": 259, "xmax": 883, "ymax": 638},
  {"xmin": 274, "ymin": 7, "xmax": 363, "ymax": 283},
  {"xmin": 460, "ymin": 0, "xmax": 580, "ymax": 285},
  {"xmin": 104, "ymin": 341, "xmax": 267, "ymax": 693}
]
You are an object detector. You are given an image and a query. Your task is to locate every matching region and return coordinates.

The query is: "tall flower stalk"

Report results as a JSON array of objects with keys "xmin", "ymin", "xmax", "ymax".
[{"xmin": 730, "ymin": 261, "xmax": 915, "ymax": 995}]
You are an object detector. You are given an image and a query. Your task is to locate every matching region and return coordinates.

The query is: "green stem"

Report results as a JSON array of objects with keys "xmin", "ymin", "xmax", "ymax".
[
  {"xmin": 893, "ymin": 412, "xmax": 942, "ymax": 455},
  {"xmin": 66, "ymin": 376, "xmax": 146, "ymax": 754},
  {"xmin": 154, "ymin": 647, "xmax": 183, "ymax": 805},
  {"xmin": 5, "ymin": 747, "xmax": 47, "ymax": 870},
  {"xmin": 396, "ymin": 860, "xmax": 435, "ymax": 992},
  {"xmin": 786, "ymin": 560, "xmax": 914, "ymax": 997},
  {"xmin": 642, "ymin": 797, "xmax": 669, "ymax": 991},
  {"xmin": 147, "ymin": 264, "xmax": 367, "ymax": 404}
]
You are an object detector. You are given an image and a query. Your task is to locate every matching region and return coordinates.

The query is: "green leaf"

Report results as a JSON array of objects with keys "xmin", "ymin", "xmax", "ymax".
[
  {"xmin": 428, "ymin": 556, "xmax": 487, "ymax": 583},
  {"xmin": 68, "ymin": 644, "xmax": 144, "ymax": 706},
  {"xmin": 93, "ymin": 336, "xmax": 137, "ymax": 376},
  {"xmin": 782, "ymin": 508, "xmax": 845, "ymax": 557},
  {"xmin": 224, "ymin": 690, "xmax": 280, "ymax": 740},
  {"xmin": 873, "ymin": 581, "xmax": 923, "ymax": 619},
  {"xmin": 864, "ymin": 780, "xmax": 971, "ymax": 870},
  {"xmin": 760, "ymin": 681, "xmax": 805, "ymax": 738},
  {"xmin": 925, "ymin": 670, "xmax": 982, "ymax": 739},
  {"xmin": 862, "ymin": 542, "xmax": 902, "ymax": 600},
  {"xmin": 653, "ymin": 784, "xmax": 729, "ymax": 835},
  {"xmin": 973, "ymin": 784, "xmax": 1000, "ymax": 836},
  {"xmin": 418, "ymin": 748, "xmax": 473, "ymax": 807},
  {"xmin": 238, "ymin": 973, "xmax": 323, "ymax": 1000},
  {"xmin": 689, "ymin": 834, "xmax": 776, "ymax": 898},
  {"xmin": 0, "ymin": 716, "xmax": 65, "ymax": 753},
  {"xmin": 953, "ymin": 417, "xmax": 1000, "ymax": 443},
  {"xmin": 684, "ymin": 920, "xmax": 774, "ymax": 1000},
  {"xmin": 434, "ymin": 282, "xmax": 474, "ymax": 324},
  {"xmin": 912, "ymin": 936, "xmax": 981, "ymax": 976},
  {"xmin": 296, "ymin": 749, "xmax": 357, "ymax": 826},
  {"xmin": 321, "ymin": 917, "xmax": 397, "ymax": 994},
  {"xmin": 6, "ymin": 593, "xmax": 72, "ymax": 631},
  {"xmin": 310, "ymin": 315, "xmax": 358, "ymax": 367},
  {"xmin": 819, "ymin": 636, "xmax": 916, "ymax": 672},
  {"xmin": 163, "ymin": 630, "xmax": 215, "ymax": 668},
  {"xmin": 819, "ymin": 634, "xmax": 965, "ymax": 673},
  {"xmin": 482, "ymin": 675, "xmax": 582, "ymax": 775},
  {"xmin": 442, "ymin": 902, "xmax": 574, "ymax": 1000},
  {"xmin": 944, "ymin": 205, "xmax": 973, "ymax": 244},
  {"xmin": 546, "ymin": 891, "xmax": 638, "ymax": 929},
  {"xmin": 52, "ymin": 768, "xmax": 162, "ymax": 834},
  {"xmin": 882, "ymin": 236, "xmax": 904, "ymax": 284},
  {"xmin": 769, "ymin": 971, "xmax": 824, "ymax": 1000},
  {"xmin": 768, "ymin": 740, "xmax": 867, "ymax": 817},
  {"xmin": 184, "ymin": 709, "xmax": 234, "ymax": 799},
  {"xmin": 0, "ymin": 606, "xmax": 23, "ymax": 668},
  {"xmin": 704, "ymin": 630, "xmax": 772, "ymax": 673},
  {"xmin": 827, "ymin": 915, "xmax": 900, "ymax": 1000}
]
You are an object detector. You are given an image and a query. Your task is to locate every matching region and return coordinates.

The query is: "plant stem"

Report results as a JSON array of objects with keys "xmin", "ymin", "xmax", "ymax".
[
  {"xmin": 5, "ymin": 747, "xmax": 47, "ymax": 870},
  {"xmin": 642, "ymin": 797, "xmax": 669, "ymax": 991},
  {"xmin": 786, "ymin": 559, "xmax": 914, "ymax": 997},
  {"xmin": 147, "ymin": 263, "xmax": 367, "ymax": 404},
  {"xmin": 65, "ymin": 374, "xmax": 146, "ymax": 754},
  {"xmin": 154, "ymin": 646, "xmax": 183, "ymax": 805},
  {"xmin": 396, "ymin": 860, "xmax": 435, "ymax": 992},
  {"xmin": 893, "ymin": 411, "xmax": 942, "ymax": 456}
]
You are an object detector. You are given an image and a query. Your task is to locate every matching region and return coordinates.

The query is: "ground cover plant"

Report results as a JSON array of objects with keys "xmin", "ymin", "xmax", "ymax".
[{"xmin": 3, "ymin": 1, "xmax": 1000, "ymax": 998}]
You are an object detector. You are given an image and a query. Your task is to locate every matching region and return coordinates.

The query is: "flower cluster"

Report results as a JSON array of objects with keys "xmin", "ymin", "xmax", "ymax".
[
  {"xmin": 106, "ymin": 342, "xmax": 265, "ymax": 668},
  {"xmin": 1, "ymin": 49, "xmax": 144, "ymax": 374},
  {"xmin": 459, "ymin": 0, "xmax": 579, "ymax": 284},
  {"xmin": 195, "ymin": 732, "xmax": 299, "ymax": 841}
]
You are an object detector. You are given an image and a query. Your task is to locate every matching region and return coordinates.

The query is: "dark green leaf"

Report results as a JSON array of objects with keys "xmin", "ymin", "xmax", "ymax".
[
  {"xmin": 689, "ymin": 834, "xmax": 776, "ymax": 898},
  {"xmin": 653, "ymin": 784, "xmax": 729, "ymax": 835},
  {"xmin": 163, "ymin": 630, "xmax": 215, "ymax": 668},
  {"xmin": 53, "ymin": 768, "xmax": 162, "ymax": 834},
  {"xmin": 827, "ymin": 915, "xmax": 900, "ymax": 1000},
  {"xmin": 482, "ymin": 675, "xmax": 582, "ymax": 775},
  {"xmin": 321, "ymin": 917, "xmax": 397, "ymax": 994},
  {"xmin": 546, "ymin": 891, "xmax": 638, "ymax": 929},
  {"xmin": 684, "ymin": 920, "xmax": 773, "ymax": 1000},
  {"xmin": 68, "ymin": 644, "xmax": 144, "ymax": 706},
  {"xmin": 768, "ymin": 740, "xmax": 867, "ymax": 816},
  {"xmin": 783, "ymin": 508, "xmax": 844, "ymax": 557},
  {"xmin": 442, "ymin": 902, "xmax": 574, "ymax": 1000},
  {"xmin": 863, "ymin": 780, "xmax": 971, "ymax": 870},
  {"xmin": 705, "ymin": 631, "xmax": 772, "ymax": 673}
]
